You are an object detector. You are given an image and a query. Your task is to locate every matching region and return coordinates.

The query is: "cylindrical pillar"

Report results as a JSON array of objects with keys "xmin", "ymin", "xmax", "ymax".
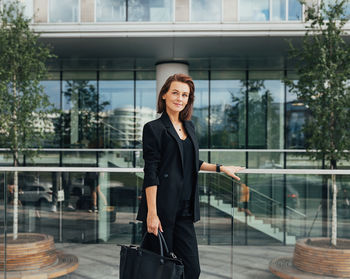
[{"xmin": 155, "ymin": 61, "xmax": 189, "ymax": 100}]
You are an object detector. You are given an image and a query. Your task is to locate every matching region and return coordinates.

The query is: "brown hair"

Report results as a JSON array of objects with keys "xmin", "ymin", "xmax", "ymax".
[{"xmin": 157, "ymin": 73, "xmax": 195, "ymax": 121}]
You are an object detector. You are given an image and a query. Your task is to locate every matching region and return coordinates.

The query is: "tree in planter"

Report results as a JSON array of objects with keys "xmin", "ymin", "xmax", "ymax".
[
  {"xmin": 0, "ymin": 1, "xmax": 56, "ymax": 239},
  {"xmin": 285, "ymin": 0, "xmax": 350, "ymax": 246}
]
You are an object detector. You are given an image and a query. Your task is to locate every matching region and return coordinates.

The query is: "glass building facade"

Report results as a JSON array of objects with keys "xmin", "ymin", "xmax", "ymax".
[
  {"xmin": 1, "ymin": 0, "xmax": 350, "ymax": 278},
  {"xmin": 35, "ymin": 69, "xmax": 322, "ymax": 154}
]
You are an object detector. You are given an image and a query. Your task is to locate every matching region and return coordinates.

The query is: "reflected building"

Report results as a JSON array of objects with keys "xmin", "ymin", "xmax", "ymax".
[{"xmin": 100, "ymin": 106, "xmax": 156, "ymax": 148}]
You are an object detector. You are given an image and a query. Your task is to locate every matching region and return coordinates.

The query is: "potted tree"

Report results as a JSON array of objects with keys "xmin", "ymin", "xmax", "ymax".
[
  {"xmin": 0, "ymin": 1, "xmax": 79, "ymax": 278},
  {"xmin": 270, "ymin": 0, "xmax": 350, "ymax": 277},
  {"xmin": 0, "ymin": 0, "xmax": 56, "ymax": 240}
]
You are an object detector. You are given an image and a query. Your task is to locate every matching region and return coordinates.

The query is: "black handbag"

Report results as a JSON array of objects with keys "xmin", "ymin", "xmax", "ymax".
[{"xmin": 119, "ymin": 231, "xmax": 184, "ymax": 279}]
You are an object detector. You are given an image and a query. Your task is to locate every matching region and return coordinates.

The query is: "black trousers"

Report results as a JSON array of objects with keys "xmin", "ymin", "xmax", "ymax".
[{"xmin": 142, "ymin": 215, "xmax": 201, "ymax": 279}]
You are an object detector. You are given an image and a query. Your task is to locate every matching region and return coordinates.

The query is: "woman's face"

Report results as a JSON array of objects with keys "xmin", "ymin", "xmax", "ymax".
[{"xmin": 162, "ymin": 81, "xmax": 190, "ymax": 114}]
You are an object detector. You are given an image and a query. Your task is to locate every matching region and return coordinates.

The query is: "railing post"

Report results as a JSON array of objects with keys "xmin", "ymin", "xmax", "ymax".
[
  {"xmin": 231, "ymin": 177, "xmax": 234, "ymax": 246},
  {"xmin": 283, "ymin": 174, "xmax": 287, "ymax": 245}
]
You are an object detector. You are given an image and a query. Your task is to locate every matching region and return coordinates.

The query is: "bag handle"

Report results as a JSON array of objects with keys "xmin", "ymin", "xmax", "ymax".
[{"xmin": 140, "ymin": 230, "xmax": 170, "ymax": 258}]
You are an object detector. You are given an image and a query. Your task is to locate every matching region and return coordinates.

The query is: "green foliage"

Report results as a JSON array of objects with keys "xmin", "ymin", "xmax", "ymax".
[
  {"xmin": 0, "ymin": 1, "xmax": 57, "ymax": 164},
  {"xmin": 285, "ymin": 0, "xmax": 350, "ymax": 168}
]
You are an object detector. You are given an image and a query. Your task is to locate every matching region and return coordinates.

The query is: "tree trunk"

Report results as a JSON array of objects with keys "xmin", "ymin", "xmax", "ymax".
[
  {"xmin": 13, "ymin": 75, "xmax": 18, "ymax": 240},
  {"xmin": 331, "ymin": 163, "xmax": 337, "ymax": 247},
  {"xmin": 13, "ymin": 168, "xmax": 18, "ymax": 240}
]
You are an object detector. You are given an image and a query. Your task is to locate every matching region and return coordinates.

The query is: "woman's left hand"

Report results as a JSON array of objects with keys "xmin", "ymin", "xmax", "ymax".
[{"xmin": 221, "ymin": 165, "xmax": 245, "ymax": 180}]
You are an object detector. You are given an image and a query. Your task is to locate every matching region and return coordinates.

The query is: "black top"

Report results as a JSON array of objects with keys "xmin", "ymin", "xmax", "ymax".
[{"xmin": 181, "ymin": 136, "xmax": 195, "ymax": 202}]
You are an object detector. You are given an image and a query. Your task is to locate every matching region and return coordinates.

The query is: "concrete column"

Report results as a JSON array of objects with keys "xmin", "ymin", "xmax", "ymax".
[{"xmin": 155, "ymin": 61, "xmax": 189, "ymax": 100}]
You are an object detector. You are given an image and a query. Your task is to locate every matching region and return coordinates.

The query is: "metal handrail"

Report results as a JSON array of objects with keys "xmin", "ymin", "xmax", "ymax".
[
  {"xmin": 1, "ymin": 148, "xmax": 348, "ymax": 152},
  {"xmin": 0, "ymin": 167, "xmax": 349, "ymax": 174},
  {"xmin": 209, "ymin": 174, "xmax": 308, "ymax": 218}
]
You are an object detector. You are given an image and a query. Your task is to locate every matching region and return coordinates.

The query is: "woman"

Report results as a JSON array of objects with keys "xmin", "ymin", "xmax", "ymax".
[{"xmin": 136, "ymin": 73, "xmax": 244, "ymax": 279}]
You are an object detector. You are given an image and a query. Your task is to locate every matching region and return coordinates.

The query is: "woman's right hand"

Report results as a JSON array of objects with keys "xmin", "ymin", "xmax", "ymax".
[{"xmin": 147, "ymin": 213, "xmax": 163, "ymax": 236}]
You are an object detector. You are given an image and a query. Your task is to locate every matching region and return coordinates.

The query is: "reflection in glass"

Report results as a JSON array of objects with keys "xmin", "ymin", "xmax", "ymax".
[
  {"xmin": 99, "ymin": 72, "xmax": 134, "ymax": 149},
  {"xmin": 135, "ymin": 72, "xmax": 157, "ymax": 149},
  {"xmin": 191, "ymin": 71, "xmax": 209, "ymax": 148},
  {"xmin": 40, "ymin": 73, "xmax": 61, "ymax": 148},
  {"xmin": 24, "ymin": 0, "xmax": 33, "ymax": 19},
  {"xmin": 128, "ymin": 0, "xmax": 173, "ymax": 22},
  {"xmin": 286, "ymin": 74, "xmax": 306, "ymax": 149},
  {"xmin": 96, "ymin": 0, "xmax": 126, "ymax": 22},
  {"xmin": 288, "ymin": 0, "xmax": 302, "ymax": 20},
  {"xmin": 2, "ymin": 170, "xmax": 350, "ymax": 249},
  {"xmin": 49, "ymin": 0, "xmax": 79, "ymax": 23},
  {"xmin": 266, "ymin": 76, "xmax": 284, "ymax": 149},
  {"xmin": 240, "ymin": 0, "xmax": 269, "ymax": 21},
  {"xmin": 248, "ymin": 72, "xmax": 284, "ymax": 150},
  {"xmin": 272, "ymin": 0, "xmax": 286, "ymax": 21},
  {"xmin": 210, "ymin": 71, "xmax": 245, "ymax": 148},
  {"xmin": 191, "ymin": 0, "xmax": 222, "ymax": 22},
  {"xmin": 248, "ymin": 152, "xmax": 283, "ymax": 169},
  {"xmin": 62, "ymin": 72, "xmax": 99, "ymax": 148},
  {"xmin": 247, "ymin": 79, "xmax": 267, "ymax": 148},
  {"xmin": 322, "ymin": 0, "xmax": 350, "ymax": 19}
]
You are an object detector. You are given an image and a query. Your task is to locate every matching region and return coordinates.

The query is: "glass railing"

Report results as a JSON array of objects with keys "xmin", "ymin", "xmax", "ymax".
[
  {"xmin": 1, "ymin": 166, "xmax": 350, "ymax": 278},
  {"xmin": 2, "ymin": 148, "xmax": 348, "ymax": 169}
]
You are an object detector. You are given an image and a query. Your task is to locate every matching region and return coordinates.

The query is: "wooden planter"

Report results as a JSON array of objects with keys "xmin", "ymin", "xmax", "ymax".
[
  {"xmin": 293, "ymin": 238, "xmax": 350, "ymax": 278},
  {"xmin": 0, "ymin": 233, "xmax": 78, "ymax": 279}
]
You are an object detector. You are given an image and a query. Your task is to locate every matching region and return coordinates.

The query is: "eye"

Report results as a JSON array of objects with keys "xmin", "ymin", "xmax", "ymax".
[{"xmin": 182, "ymin": 94, "xmax": 188, "ymax": 98}]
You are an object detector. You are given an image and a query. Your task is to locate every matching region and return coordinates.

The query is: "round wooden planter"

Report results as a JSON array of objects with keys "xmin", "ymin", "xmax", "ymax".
[
  {"xmin": 0, "ymin": 233, "xmax": 79, "ymax": 279},
  {"xmin": 293, "ymin": 238, "xmax": 350, "ymax": 278}
]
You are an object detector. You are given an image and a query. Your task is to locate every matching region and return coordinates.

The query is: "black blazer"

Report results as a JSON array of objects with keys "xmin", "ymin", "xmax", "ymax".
[{"xmin": 136, "ymin": 112, "xmax": 203, "ymax": 227}]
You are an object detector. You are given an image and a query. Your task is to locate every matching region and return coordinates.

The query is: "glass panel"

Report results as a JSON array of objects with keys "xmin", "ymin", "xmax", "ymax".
[
  {"xmin": 62, "ymin": 151, "xmax": 97, "ymax": 166},
  {"xmin": 190, "ymin": 71, "xmax": 209, "ymax": 149},
  {"xmin": 191, "ymin": 0, "xmax": 222, "ymax": 22},
  {"xmin": 240, "ymin": 0, "xmax": 270, "ymax": 21},
  {"xmin": 323, "ymin": 0, "xmax": 350, "ymax": 19},
  {"xmin": 27, "ymin": 151, "xmax": 60, "ymax": 166},
  {"xmin": 210, "ymin": 71, "xmax": 246, "ymax": 149},
  {"xmin": 128, "ymin": 0, "xmax": 173, "ymax": 22},
  {"xmin": 272, "ymin": 0, "xmax": 286, "ymax": 21},
  {"xmin": 248, "ymin": 71, "xmax": 284, "ymax": 150},
  {"xmin": 285, "ymin": 174, "xmax": 324, "ymax": 239},
  {"xmin": 2, "ymin": 169, "xmax": 350, "ymax": 278},
  {"xmin": 245, "ymin": 173, "xmax": 285, "ymax": 245},
  {"xmin": 96, "ymin": 0, "xmax": 126, "ymax": 22},
  {"xmin": 99, "ymin": 150, "xmax": 135, "ymax": 168},
  {"xmin": 286, "ymin": 153, "xmax": 323, "ymax": 169},
  {"xmin": 62, "ymin": 72, "xmax": 98, "ymax": 149},
  {"xmin": 49, "ymin": 0, "xmax": 79, "ymax": 23},
  {"xmin": 266, "ymin": 73, "xmax": 284, "ymax": 149},
  {"xmin": 286, "ymin": 72, "xmax": 306, "ymax": 149},
  {"xmin": 23, "ymin": 0, "xmax": 33, "ymax": 19},
  {"xmin": 247, "ymin": 73, "xmax": 267, "ymax": 148},
  {"xmin": 135, "ymin": 71, "xmax": 157, "ymax": 150},
  {"xmin": 41, "ymin": 72, "xmax": 61, "ymax": 148},
  {"xmin": 196, "ymin": 173, "xmax": 233, "ymax": 248},
  {"xmin": 210, "ymin": 151, "xmax": 246, "ymax": 168},
  {"xmin": 288, "ymin": 0, "xmax": 302, "ymax": 20},
  {"xmin": 99, "ymin": 72, "xmax": 134, "ymax": 149},
  {"xmin": 248, "ymin": 152, "xmax": 283, "ymax": 169}
]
